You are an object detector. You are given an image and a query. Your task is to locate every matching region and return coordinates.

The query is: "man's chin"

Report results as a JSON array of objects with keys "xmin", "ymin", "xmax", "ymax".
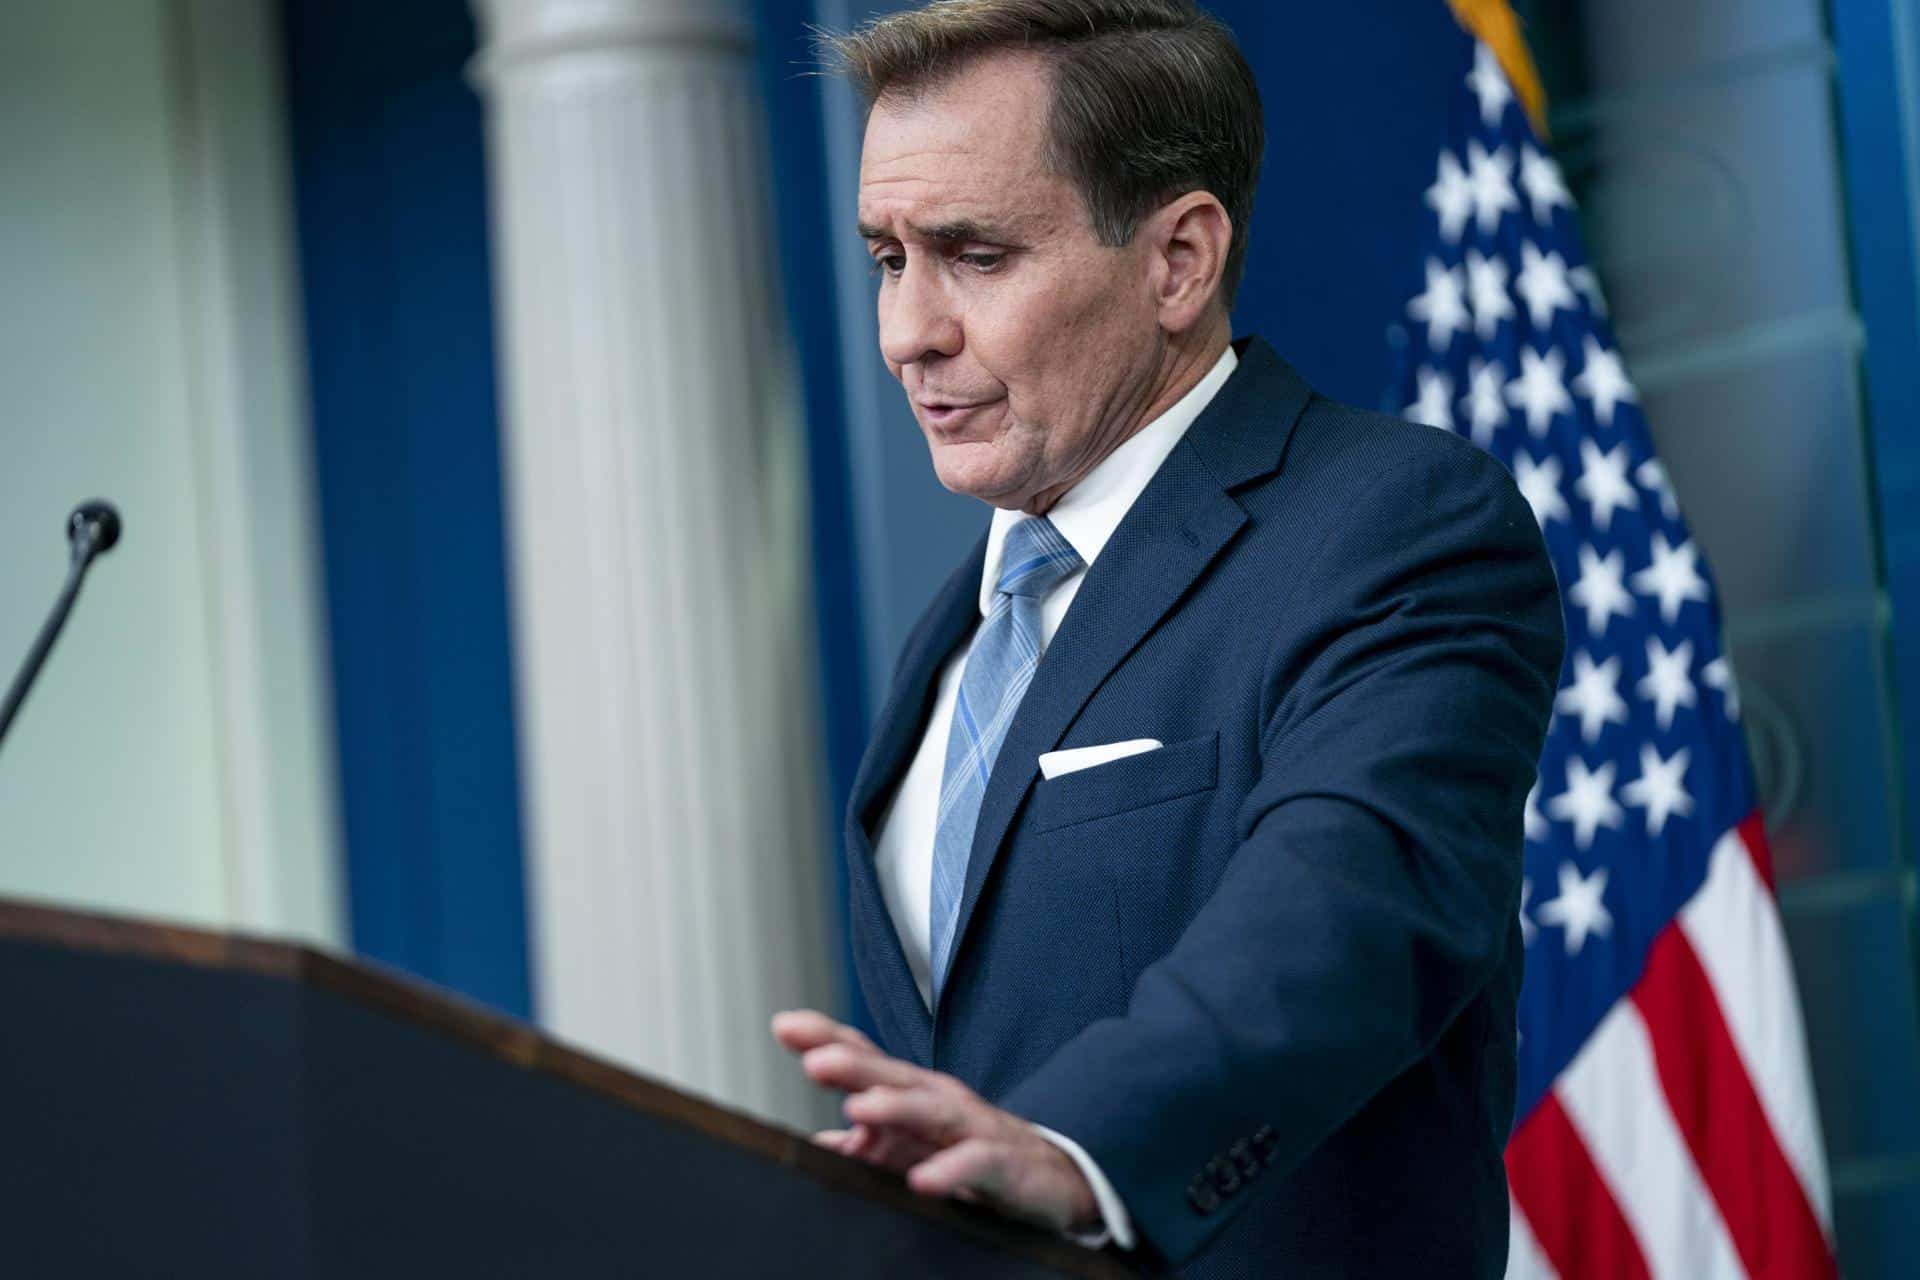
[{"xmin": 928, "ymin": 440, "xmax": 1032, "ymax": 508}]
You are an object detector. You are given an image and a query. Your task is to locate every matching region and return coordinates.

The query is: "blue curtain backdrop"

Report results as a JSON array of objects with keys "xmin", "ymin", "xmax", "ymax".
[{"xmin": 282, "ymin": 0, "xmax": 532, "ymax": 1017}]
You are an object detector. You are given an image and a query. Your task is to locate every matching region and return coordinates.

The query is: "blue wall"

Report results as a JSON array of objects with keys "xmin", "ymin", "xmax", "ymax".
[
  {"xmin": 282, "ymin": 0, "xmax": 532, "ymax": 1016},
  {"xmin": 1831, "ymin": 0, "xmax": 1920, "ymax": 890}
]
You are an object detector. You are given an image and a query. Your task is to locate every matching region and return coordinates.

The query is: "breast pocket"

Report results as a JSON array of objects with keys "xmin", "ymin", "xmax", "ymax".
[{"xmin": 1027, "ymin": 730, "xmax": 1220, "ymax": 834}]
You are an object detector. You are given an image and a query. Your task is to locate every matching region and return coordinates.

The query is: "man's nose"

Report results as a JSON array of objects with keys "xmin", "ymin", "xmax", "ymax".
[{"xmin": 878, "ymin": 259, "xmax": 962, "ymax": 368}]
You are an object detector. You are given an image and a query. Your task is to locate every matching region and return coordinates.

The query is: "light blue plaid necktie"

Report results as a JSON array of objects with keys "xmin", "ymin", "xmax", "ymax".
[{"xmin": 927, "ymin": 515, "xmax": 1083, "ymax": 1004}]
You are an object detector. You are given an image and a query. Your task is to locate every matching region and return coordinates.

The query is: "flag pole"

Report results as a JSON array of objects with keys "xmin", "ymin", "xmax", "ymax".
[{"xmin": 1445, "ymin": 0, "xmax": 1551, "ymax": 138}]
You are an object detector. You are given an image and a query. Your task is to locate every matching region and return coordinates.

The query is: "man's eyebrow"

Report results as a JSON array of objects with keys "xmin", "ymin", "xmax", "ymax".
[
  {"xmin": 921, "ymin": 218, "xmax": 1016, "ymax": 244},
  {"xmin": 857, "ymin": 218, "xmax": 1018, "ymax": 244}
]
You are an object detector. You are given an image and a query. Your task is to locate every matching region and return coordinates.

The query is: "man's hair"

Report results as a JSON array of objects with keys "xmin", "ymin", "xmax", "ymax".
[{"xmin": 820, "ymin": 0, "xmax": 1265, "ymax": 311}]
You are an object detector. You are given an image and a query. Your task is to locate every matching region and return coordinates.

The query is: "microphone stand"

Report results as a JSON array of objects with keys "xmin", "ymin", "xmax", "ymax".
[{"xmin": 0, "ymin": 502, "xmax": 122, "ymax": 754}]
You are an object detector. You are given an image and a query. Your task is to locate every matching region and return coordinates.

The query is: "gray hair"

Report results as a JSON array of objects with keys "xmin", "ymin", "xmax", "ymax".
[{"xmin": 819, "ymin": 0, "xmax": 1265, "ymax": 310}]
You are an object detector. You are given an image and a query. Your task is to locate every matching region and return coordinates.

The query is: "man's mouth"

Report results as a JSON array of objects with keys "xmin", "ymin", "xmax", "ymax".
[{"xmin": 916, "ymin": 398, "xmax": 1000, "ymax": 429}]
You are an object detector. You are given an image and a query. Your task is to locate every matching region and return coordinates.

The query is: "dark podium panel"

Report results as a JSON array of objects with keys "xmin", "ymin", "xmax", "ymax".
[{"xmin": 0, "ymin": 898, "xmax": 1139, "ymax": 1278}]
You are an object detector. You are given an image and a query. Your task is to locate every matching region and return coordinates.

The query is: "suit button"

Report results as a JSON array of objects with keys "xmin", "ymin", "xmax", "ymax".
[
  {"xmin": 1187, "ymin": 1177, "xmax": 1221, "ymax": 1215},
  {"xmin": 1251, "ymin": 1125, "xmax": 1279, "ymax": 1164},
  {"xmin": 1207, "ymin": 1155, "xmax": 1241, "ymax": 1195},
  {"xmin": 1229, "ymin": 1138, "xmax": 1260, "ymax": 1180}
]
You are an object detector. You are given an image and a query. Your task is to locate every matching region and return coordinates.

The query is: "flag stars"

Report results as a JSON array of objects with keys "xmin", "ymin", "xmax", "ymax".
[
  {"xmin": 1514, "ymin": 452, "xmax": 1571, "ymax": 528},
  {"xmin": 1547, "ymin": 757, "xmax": 1624, "ymax": 851},
  {"xmin": 1573, "ymin": 336, "xmax": 1639, "ymax": 428},
  {"xmin": 1507, "ymin": 347, "xmax": 1573, "ymax": 436},
  {"xmin": 1427, "ymin": 149, "xmax": 1474, "ymax": 245},
  {"xmin": 1556, "ymin": 650, "xmax": 1630, "ymax": 743},
  {"xmin": 1461, "ymin": 357, "xmax": 1509, "ymax": 447},
  {"xmin": 1516, "ymin": 242, "xmax": 1579, "ymax": 331},
  {"xmin": 1520, "ymin": 145, "xmax": 1574, "ymax": 226},
  {"xmin": 1379, "ymin": 66, "xmax": 1780, "ymax": 1075},
  {"xmin": 1637, "ymin": 458, "xmax": 1680, "ymax": 521},
  {"xmin": 1568, "ymin": 544, "xmax": 1635, "ymax": 637},
  {"xmin": 1639, "ymin": 636, "xmax": 1698, "ymax": 731},
  {"xmin": 1621, "ymin": 743, "xmax": 1693, "ymax": 836},
  {"xmin": 1465, "ymin": 250, "xmax": 1516, "ymax": 340},
  {"xmin": 1536, "ymin": 860, "xmax": 1613, "ymax": 954},
  {"xmin": 1631, "ymin": 534, "xmax": 1710, "ymax": 624},
  {"xmin": 1467, "ymin": 140, "xmax": 1521, "ymax": 236},
  {"xmin": 1703, "ymin": 654, "xmax": 1740, "ymax": 720},
  {"xmin": 1467, "ymin": 42, "xmax": 1515, "ymax": 127},
  {"xmin": 1575, "ymin": 438, "xmax": 1639, "ymax": 532},
  {"xmin": 1409, "ymin": 258, "xmax": 1472, "ymax": 351},
  {"xmin": 1407, "ymin": 367, "xmax": 1455, "ymax": 432}
]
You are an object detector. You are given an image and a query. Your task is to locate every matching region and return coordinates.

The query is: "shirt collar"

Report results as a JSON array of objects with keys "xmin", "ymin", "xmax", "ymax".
[{"xmin": 977, "ymin": 344, "xmax": 1239, "ymax": 617}]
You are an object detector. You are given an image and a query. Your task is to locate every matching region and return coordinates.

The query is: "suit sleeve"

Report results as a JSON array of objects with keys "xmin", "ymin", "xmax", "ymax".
[{"xmin": 998, "ymin": 438, "xmax": 1566, "ymax": 1265}]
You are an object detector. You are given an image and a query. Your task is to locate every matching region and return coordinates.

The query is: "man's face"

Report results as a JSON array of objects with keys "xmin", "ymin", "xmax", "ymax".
[{"xmin": 858, "ymin": 52, "xmax": 1167, "ymax": 512}]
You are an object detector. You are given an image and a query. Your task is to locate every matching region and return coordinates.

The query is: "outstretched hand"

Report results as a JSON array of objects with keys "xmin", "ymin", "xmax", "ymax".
[{"xmin": 771, "ymin": 1009, "xmax": 1099, "ymax": 1236}]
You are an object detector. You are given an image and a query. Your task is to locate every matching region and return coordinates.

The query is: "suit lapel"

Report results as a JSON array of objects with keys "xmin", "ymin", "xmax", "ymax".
[
  {"xmin": 938, "ymin": 338, "xmax": 1315, "ymax": 1019},
  {"xmin": 842, "ymin": 533, "xmax": 986, "ymax": 1063},
  {"xmin": 938, "ymin": 447, "xmax": 1246, "ymax": 1016}
]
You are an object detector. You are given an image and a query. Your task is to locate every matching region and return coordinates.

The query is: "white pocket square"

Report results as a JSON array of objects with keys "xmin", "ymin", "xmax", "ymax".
[{"xmin": 1037, "ymin": 738, "xmax": 1163, "ymax": 780}]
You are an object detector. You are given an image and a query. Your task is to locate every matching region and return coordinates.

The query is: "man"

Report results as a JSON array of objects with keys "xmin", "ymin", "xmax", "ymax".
[{"xmin": 771, "ymin": 1, "xmax": 1564, "ymax": 1273}]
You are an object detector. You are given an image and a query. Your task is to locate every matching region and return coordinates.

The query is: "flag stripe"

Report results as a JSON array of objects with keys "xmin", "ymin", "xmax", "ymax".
[
  {"xmin": 1678, "ymin": 821, "xmax": 1834, "ymax": 1229},
  {"xmin": 1507, "ymin": 1094, "xmax": 1651, "ymax": 1280},
  {"xmin": 1556, "ymin": 1002, "xmax": 1745, "ymax": 1278},
  {"xmin": 1632, "ymin": 925, "xmax": 1836, "ymax": 1277},
  {"xmin": 1506, "ymin": 1193, "xmax": 1562, "ymax": 1280},
  {"xmin": 1737, "ymin": 811, "xmax": 1775, "ymax": 890}
]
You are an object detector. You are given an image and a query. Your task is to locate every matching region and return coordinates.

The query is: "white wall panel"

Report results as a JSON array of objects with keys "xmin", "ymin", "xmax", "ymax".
[{"xmin": 0, "ymin": 1, "xmax": 342, "ymax": 944}]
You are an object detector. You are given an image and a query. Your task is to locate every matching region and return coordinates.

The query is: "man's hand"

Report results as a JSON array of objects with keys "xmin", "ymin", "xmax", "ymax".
[{"xmin": 771, "ymin": 1009, "xmax": 1100, "ymax": 1235}]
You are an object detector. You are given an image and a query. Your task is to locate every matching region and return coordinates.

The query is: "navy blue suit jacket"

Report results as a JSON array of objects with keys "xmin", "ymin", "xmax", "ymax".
[{"xmin": 843, "ymin": 336, "xmax": 1565, "ymax": 1276}]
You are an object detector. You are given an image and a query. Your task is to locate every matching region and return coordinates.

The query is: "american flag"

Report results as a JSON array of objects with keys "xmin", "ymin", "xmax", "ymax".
[{"xmin": 1388, "ymin": 35, "xmax": 1840, "ymax": 1279}]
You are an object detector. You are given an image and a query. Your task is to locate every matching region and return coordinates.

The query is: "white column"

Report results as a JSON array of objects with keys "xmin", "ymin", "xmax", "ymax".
[{"xmin": 469, "ymin": 0, "xmax": 839, "ymax": 1128}]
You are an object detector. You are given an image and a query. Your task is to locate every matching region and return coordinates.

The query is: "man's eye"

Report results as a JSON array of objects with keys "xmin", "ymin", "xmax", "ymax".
[
  {"xmin": 959, "ymin": 252, "xmax": 1006, "ymax": 272},
  {"xmin": 870, "ymin": 254, "xmax": 905, "ymax": 278}
]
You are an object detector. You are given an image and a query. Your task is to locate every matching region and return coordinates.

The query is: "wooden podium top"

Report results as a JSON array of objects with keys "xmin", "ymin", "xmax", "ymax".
[{"xmin": 0, "ymin": 894, "xmax": 1140, "ymax": 1279}]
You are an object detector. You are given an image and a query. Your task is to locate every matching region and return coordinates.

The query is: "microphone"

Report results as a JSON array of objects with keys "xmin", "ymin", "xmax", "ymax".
[{"xmin": 0, "ymin": 500, "xmax": 124, "ymax": 753}]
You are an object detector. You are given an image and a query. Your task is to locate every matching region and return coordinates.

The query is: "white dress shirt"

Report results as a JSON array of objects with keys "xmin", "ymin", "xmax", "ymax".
[{"xmin": 870, "ymin": 345, "xmax": 1239, "ymax": 1249}]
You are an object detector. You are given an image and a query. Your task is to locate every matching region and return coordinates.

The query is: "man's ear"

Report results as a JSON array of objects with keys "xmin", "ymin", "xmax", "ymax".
[{"xmin": 1149, "ymin": 192, "xmax": 1233, "ymax": 333}]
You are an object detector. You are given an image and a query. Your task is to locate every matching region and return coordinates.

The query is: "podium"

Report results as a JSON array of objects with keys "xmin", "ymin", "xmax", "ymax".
[{"xmin": 0, "ymin": 897, "xmax": 1140, "ymax": 1278}]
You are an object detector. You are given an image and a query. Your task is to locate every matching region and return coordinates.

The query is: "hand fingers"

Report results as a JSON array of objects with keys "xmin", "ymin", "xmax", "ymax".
[
  {"xmin": 811, "ymin": 1127, "xmax": 857, "ymax": 1153},
  {"xmin": 811, "ymin": 1121, "xmax": 940, "ymax": 1171},
  {"xmin": 910, "ymin": 1139, "xmax": 1067, "ymax": 1233},
  {"xmin": 846, "ymin": 1123, "xmax": 944, "ymax": 1172},
  {"xmin": 801, "ymin": 1041, "xmax": 926, "ymax": 1093},
  {"xmin": 843, "ymin": 1083, "xmax": 973, "ymax": 1148},
  {"xmin": 770, "ymin": 1009, "xmax": 876, "ymax": 1054},
  {"xmin": 908, "ymin": 1137, "xmax": 1011, "ymax": 1202}
]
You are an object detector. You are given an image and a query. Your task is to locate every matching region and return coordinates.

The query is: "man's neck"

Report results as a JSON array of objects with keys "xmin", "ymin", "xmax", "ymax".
[
  {"xmin": 1022, "ymin": 316, "xmax": 1233, "ymax": 516},
  {"xmin": 1137, "ymin": 322, "xmax": 1234, "ymax": 435}
]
